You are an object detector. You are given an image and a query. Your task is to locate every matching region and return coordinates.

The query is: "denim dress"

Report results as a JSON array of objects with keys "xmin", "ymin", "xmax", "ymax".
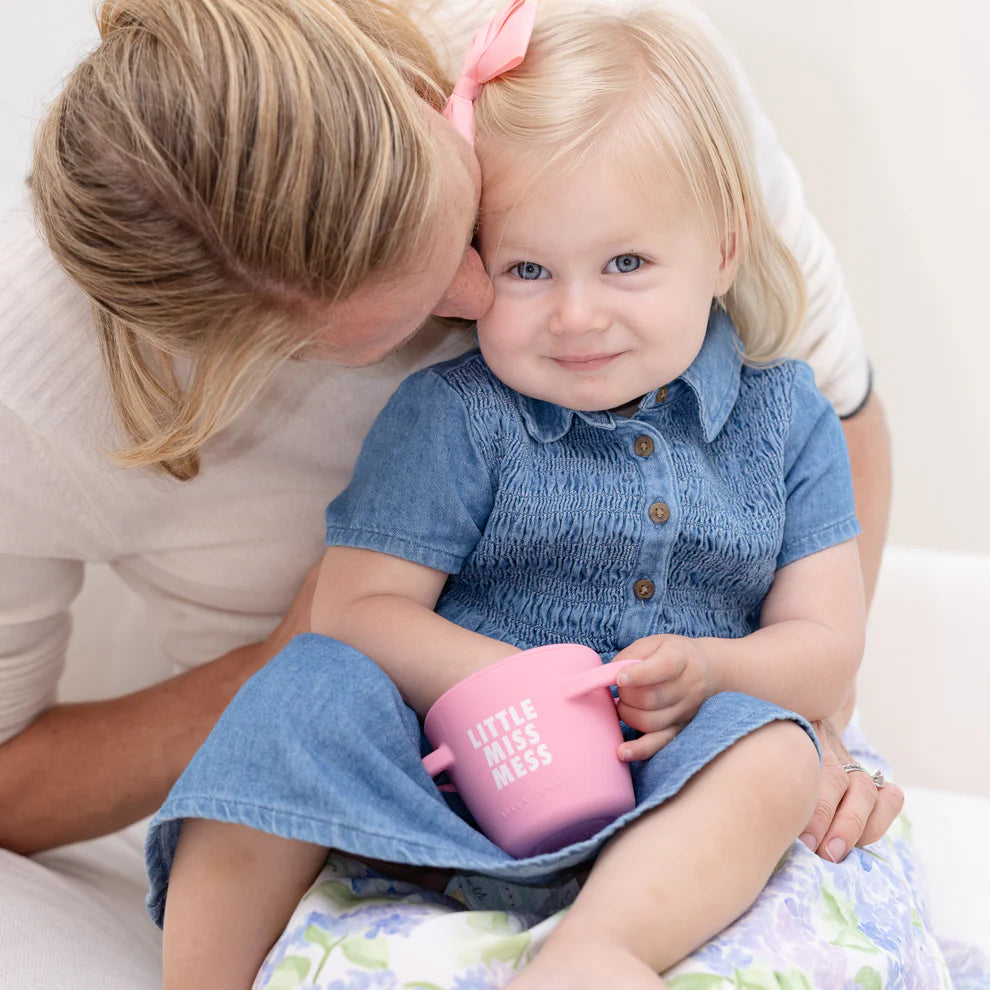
[{"xmin": 145, "ymin": 311, "xmax": 860, "ymax": 924}]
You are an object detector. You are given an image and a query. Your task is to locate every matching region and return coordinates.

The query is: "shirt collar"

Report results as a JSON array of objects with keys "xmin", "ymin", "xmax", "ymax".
[
  {"xmin": 513, "ymin": 308, "xmax": 744, "ymax": 444},
  {"xmin": 679, "ymin": 307, "xmax": 744, "ymax": 442}
]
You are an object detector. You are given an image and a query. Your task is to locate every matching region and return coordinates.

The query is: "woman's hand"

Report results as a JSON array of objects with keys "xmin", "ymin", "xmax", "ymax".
[
  {"xmin": 799, "ymin": 716, "xmax": 905, "ymax": 862},
  {"xmin": 612, "ymin": 634, "xmax": 716, "ymax": 762}
]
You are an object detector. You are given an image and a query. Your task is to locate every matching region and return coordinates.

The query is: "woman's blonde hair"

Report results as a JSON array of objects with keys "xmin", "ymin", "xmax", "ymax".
[
  {"xmin": 473, "ymin": 0, "xmax": 806, "ymax": 362},
  {"xmin": 31, "ymin": 0, "xmax": 450, "ymax": 479}
]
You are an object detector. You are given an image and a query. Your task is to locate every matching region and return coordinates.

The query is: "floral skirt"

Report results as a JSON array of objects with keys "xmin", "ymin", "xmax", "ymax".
[{"xmin": 254, "ymin": 811, "xmax": 972, "ymax": 990}]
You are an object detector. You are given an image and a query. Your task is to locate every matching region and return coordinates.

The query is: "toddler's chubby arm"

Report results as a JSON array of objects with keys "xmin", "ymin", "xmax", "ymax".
[
  {"xmin": 614, "ymin": 538, "xmax": 865, "ymax": 762},
  {"xmin": 312, "ymin": 545, "xmax": 519, "ymax": 716}
]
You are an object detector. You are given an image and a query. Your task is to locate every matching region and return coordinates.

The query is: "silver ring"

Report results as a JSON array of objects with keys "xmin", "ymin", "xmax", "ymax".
[{"xmin": 843, "ymin": 762, "xmax": 886, "ymax": 789}]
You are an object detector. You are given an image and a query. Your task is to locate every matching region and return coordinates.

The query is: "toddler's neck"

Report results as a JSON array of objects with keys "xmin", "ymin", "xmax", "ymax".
[{"xmin": 608, "ymin": 396, "xmax": 647, "ymax": 418}]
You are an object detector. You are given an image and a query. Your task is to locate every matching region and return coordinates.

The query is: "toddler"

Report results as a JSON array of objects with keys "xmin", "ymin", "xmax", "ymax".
[{"xmin": 149, "ymin": 3, "xmax": 865, "ymax": 987}]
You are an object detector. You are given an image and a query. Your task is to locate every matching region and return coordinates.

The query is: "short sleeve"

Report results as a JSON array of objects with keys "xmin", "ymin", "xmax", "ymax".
[
  {"xmin": 325, "ymin": 369, "xmax": 495, "ymax": 574},
  {"xmin": 752, "ymin": 107, "xmax": 871, "ymax": 416},
  {"xmin": 777, "ymin": 363, "xmax": 862, "ymax": 569},
  {"xmin": 728, "ymin": 35, "xmax": 870, "ymax": 415}
]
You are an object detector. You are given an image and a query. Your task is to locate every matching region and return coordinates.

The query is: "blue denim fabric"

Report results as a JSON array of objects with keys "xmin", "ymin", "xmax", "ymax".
[
  {"xmin": 325, "ymin": 310, "xmax": 860, "ymax": 653},
  {"xmin": 146, "ymin": 635, "xmax": 818, "ymax": 926},
  {"xmin": 146, "ymin": 310, "xmax": 852, "ymax": 925}
]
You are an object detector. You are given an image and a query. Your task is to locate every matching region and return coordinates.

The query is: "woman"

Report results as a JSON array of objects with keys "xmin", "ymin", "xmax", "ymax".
[{"xmin": 0, "ymin": 0, "xmax": 899, "ymax": 986}]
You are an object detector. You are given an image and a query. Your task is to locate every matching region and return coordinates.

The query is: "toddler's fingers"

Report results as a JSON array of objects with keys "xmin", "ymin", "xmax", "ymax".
[
  {"xmin": 615, "ymin": 648, "xmax": 685, "ymax": 688},
  {"xmin": 615, "ymin": 698, "xmax": 683, "ymax": 735},
  {"xmin": 618, "ymin": 726, "xmax": 679, "ymax": 763},
  {"xmin": 612, "ymin": 636, "xmax": 665, "ymax": 664},
  {"xmin": 616, "ymin": 679, "xmax": 684, "ymax": 715}
]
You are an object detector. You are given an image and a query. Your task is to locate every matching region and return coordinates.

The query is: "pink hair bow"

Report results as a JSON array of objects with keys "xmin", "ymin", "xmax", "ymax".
[{"xmin": 442, "ymin": 0, "xmax": 538, "ymax": 144}]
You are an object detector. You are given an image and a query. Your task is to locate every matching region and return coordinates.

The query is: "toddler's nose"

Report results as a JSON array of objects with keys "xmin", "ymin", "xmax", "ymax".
[{"xmin": 548, "ymin": 285, "xmax": 608, "ymax": 336}]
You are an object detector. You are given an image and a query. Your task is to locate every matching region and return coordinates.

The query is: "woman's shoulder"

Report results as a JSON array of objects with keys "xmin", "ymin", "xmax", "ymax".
[{"xmin": 0, "ymin": 199, "xmax": 108, "ymax": 433}]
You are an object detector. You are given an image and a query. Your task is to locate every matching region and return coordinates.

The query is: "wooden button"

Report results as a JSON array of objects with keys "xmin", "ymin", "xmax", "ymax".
[
  {"xmin": 648, "ymin": 501, "xmax": 671, "ymax": 524},
  {"xmin": 633, "ymin": 579, "xmax": 655, "ymax": 600},
  {"xmin": 634, "ymin": 435, "xmax": 654, "ymax": 457},
  {"xmin": 655, "ymin": 385, "xmax": 669, "ymax": 404}
]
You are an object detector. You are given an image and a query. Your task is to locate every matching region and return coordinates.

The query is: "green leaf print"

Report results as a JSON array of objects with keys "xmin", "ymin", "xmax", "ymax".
[
  {"xmin": 832, "ymin": 928, "xmax": 881, "ymax": 952},
  {"xmin": 466, "ymin": 911, "xmax": 517, "ymax": 933},
  {"xmin": 312, "ymin": 879, "xmax": 366, "ymax": 908},
  {"xmin": 821, "ymin": 886, "xmax": 880, "ymax": 954},
  {"xmin": 480, "ymin": 931, "xmax": 532, "ymax": 968},
  {"xmin": 731, "ymin": 968, "xmax": 774, "ymax": 990},
  {"xmin": 667, "ymin": 975, "xmax": 730, "ymax": 989},
  {"xmin": 858, "ymin": 846, "xmax": 889, "ymax": 866},
  {"xmin": 401, "ymin": 983, "xmax": 447, "ymax": 990},
  {"xmin": 854, "ymin": 966, "xmax": 883, "ymax": 990},
  {"xmin": 265, "ymin": 955, "xmax": 311, "ymax": 990},
  {"xmin": 341, "ymin": 934, "xmax": 389, "ymax": 969},
  {"xmin": 303, "ymin": 924, "xmax": 336, "ymax": 950},
  {"xmin": 774, "ymin": 971, "xmax": 814, "ymax": 990},
  {"xmin": 670, "ymin": 966, "xmax": 817, "ymax": 990}
]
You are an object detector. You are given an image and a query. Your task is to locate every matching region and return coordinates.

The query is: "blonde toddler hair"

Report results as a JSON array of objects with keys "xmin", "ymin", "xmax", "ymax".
[
  {"xmin": 31, "ymin": 0, "xmax": 450, "ymax": 480},
  {"xmin": 473, "ymin": 0, "xmax": 806, "ymax": 362}
]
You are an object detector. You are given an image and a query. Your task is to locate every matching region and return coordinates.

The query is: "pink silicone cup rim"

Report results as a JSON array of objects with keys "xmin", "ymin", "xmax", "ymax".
[{"xmin": 422, "ymin": 643, "xmax": 600, "ymax": 732}]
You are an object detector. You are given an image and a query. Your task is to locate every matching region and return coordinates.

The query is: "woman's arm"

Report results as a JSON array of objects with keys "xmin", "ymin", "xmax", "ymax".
[
  {"xmin": 799, "ymin": 389, "xmax": 902, "ymax": 861},
  {"xmin": 842, "ymin": 389, "xmax": 892, "ymax": 613},
  {"xmin": 312, "ymin": 545, "xmax": 518, "ymax": 715},
  {"xmin": 0, "ymin": 562, "xmax": 320, "ymax": 855}
]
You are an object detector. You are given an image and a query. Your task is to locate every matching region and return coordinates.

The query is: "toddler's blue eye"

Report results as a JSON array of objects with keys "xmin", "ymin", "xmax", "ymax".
[
  {"xmin": 607, "ymin": 254, "xmax": 644, "ymax": 274},
  {"xmin": 511, "ymin": 262, "xmax": 549, "ymax": 280}
]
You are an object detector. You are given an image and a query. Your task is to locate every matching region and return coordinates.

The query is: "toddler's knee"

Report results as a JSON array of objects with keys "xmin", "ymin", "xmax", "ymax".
[{"xmin": 753, "ymin": 720, "xmax": 821, "ymax": 819}]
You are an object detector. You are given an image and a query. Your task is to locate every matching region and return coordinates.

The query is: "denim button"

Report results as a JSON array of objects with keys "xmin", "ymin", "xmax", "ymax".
[
  {"xmin": 649, "ymin": 501, "xmax": 671, "ymax": 524},
  {"xmin": 633, "ymin": 579, "xmax": 655, "ymax": 600},
  {"xmin": 655, "ymin": 385, "xmax": 668, "ymax": 404},
  {"xmin": 634, "ymin": 436, "xmax": 654, "ymax": 457}
]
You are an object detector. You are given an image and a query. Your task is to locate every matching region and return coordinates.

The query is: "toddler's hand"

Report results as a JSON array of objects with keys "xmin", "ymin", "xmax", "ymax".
[{"xmin": 612, "ymin": 635, "xmax": 715, "ymax": 762}]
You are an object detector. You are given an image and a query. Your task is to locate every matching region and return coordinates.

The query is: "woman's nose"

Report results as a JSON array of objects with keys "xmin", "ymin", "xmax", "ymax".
[{"xmin": 432, "ymin": 247, "xmax": 494, "ymax": 320}]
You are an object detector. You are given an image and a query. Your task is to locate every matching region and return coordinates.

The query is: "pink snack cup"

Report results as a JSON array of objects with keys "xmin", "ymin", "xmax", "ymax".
[{"xmin": 422, "ymin": 643, "xmax": 637, "ymax": 858}]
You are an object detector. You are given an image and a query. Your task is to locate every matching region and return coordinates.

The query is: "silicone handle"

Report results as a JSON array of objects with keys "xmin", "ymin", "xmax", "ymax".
[
  {"xmin": 564, "ymin": 658, "xmax": 639, "ymax": 700},
  {"xmin": 422, "ymin": 741, "xmax": 455, "ymax": 778}
]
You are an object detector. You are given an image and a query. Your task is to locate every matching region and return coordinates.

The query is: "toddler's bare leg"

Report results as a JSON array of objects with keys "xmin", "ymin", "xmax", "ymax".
[
  {"xmin": 162, "ymin": 819, "xmax": 328, "ymax": 990},
  {"xmin": 508, "ymin": 720, "xmax": 820, "ymax": 989}
]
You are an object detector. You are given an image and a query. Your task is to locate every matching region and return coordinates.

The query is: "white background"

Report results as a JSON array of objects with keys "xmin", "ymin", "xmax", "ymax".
[{"xmin": 2, "ymin": 1, "xmax": 989, "ymax": 555}]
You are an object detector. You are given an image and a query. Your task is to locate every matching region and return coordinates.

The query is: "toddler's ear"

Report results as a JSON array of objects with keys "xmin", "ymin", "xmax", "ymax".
[{"xmin": 714, "ymin": 231, "xmax": 740, "ymax": 296}]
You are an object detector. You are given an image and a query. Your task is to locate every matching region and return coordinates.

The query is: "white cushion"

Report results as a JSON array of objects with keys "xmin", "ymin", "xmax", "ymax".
[{"xmin": 904, "ymin": 785, "xmax": 990, "ymax": 956}]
